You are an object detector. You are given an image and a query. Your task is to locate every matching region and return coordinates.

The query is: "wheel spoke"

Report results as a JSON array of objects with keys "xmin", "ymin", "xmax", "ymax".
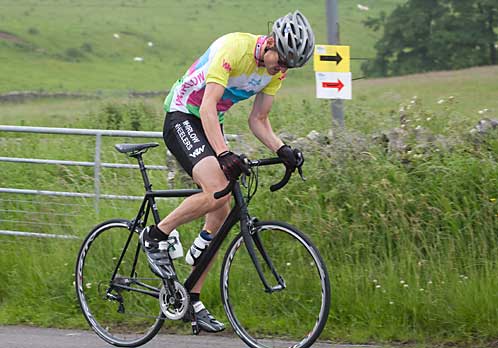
[
  {"xmin": 75, "ymin": 220, "xmax": 164, "ymax": 347},
  {"xmin": 221, "ymin": 222, "xmax": 330, "ymax": 348}
]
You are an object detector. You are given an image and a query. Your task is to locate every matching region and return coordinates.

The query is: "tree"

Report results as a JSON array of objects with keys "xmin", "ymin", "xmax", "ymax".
[{"xmin": 362, "ymin": 0, "xmax": 498, "ymax": 77}]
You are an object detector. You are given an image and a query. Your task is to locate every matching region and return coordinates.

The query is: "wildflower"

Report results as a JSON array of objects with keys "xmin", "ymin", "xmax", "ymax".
[
  {"xmin": 389, "ymin": 301, "xmax": 394, "ymax": 305},
  {"xmin": 400, "ymin": 280, "xmax": 405, "ymax": 284},
  {"xmin": 286, "ymin": 262, "xmax": 291, "ymax": 266},
  {"xmin": 426, "ymin": 117, "xmax": 432, "ymax": 121},
  {"xmin": 147, "ymin": 41, "xmax": 154, "ymax": 47},
  {"xmin": 448, "ymin": 96, "xmax": 454, "ymax": 100},
  {"xmin": 410, "ymin": 100, "xmax": 416, "ymax": 104},
  {"xmin": 490, "ymin": 198, "xmax": 496, "ymax": 203},
  {"xmin": 478, "ymin": 110, "xmax": 484, "ymax": 115},
  {"xmin": 427, "ymin": 280, "xmax": 433, "ymax": 285},
  {"xmin": 419, "ymin": 288, "xmax": 425, "ymax": 292},
  {"xmin": 376, "ymin": 285, "xmax": 381, "ymax": 289},
  {"xmin": 86, "ymin": 283, "xmax": 92, "ymax": 289},
  {"xmin": 373, "ymin": 279, "xmax": 378, "ymax": 283},
  {"xmin": 403, "ymin": 284, "xmax": 409, "ymax": 288},
  {"xmin": 415, "ymin": 125, "xmax": 422, "ymax": 130},
  {"xmin": 437, "ymin": 99, "xmax": 444, "ymax": 104}
]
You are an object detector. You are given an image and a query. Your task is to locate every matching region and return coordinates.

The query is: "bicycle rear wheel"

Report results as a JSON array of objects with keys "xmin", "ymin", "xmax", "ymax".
[
  {"xmin": 221, "ymin": 221, "xmax": 330, "ymax": 348},
  {"xmin": 75, "ymin": 219, "xmax": 164, "ymax": 347}
]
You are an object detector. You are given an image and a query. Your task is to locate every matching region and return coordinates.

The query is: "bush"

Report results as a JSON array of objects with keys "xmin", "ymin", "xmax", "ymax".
[
  {"xmin": 64, "ymin": 47, "xmax": 85, "ymax": 62},
  {"xmin": 89, "ymin": 100, "xmax": 162, "ymax": 131},
  {"xmin": 80, "ymin": 42, "xmax": 93, "ymax": 53},
  {"xmin": 27, "ymin": 27, "xmax": 39, "ymax": 35}
]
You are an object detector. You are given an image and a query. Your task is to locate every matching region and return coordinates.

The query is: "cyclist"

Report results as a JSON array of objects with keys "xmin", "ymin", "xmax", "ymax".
[{"xmin": 140, "ymin": 10, "xmax": 315, "ymax": 333}]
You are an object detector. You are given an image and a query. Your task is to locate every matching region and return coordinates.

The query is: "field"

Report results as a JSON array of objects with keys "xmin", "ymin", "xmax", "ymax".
[
  {"xmin": 0, "ymin": 0, "xmax": 401, "ymax": 93},
  {"xmin": 1, "ymin": 0, "xmax": 498, "ymax": 346}
]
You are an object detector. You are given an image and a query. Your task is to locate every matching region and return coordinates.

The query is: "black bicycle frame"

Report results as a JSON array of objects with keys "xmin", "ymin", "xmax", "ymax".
[{"xmin": 109, "ymin": 152, "xmax": 285, "ymax": 297}]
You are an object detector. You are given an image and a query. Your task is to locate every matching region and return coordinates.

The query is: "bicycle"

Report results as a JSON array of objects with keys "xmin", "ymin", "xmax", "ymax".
[{"xmin": 75, "ymin": 142, "xmax": 331, "ymax": 348}]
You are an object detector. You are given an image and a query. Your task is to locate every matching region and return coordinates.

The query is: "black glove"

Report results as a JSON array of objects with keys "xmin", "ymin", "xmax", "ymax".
[
  {"xmin": 217, "ymin": 151, "xmax": 250, "ymax": 181},
  {"xmin": 277, "ymin": 145, "xmax": 303, "ymax": 171}
]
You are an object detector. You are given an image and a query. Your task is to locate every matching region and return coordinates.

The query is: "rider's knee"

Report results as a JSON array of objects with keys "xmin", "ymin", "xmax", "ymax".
[{"xmin": 209, "ymin": 192, "xmax": 231, "ymax": 210}]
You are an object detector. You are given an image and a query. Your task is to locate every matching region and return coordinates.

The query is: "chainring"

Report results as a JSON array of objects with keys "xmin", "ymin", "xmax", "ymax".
[{"xmin": 159, "ymin": 280, "xmax": 189, "ymax": 320}]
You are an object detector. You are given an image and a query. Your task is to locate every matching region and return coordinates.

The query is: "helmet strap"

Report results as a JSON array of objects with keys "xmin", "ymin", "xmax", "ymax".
[{"xmin": 254, "ymin": 35, "xmax": 268, "ymax": 67}]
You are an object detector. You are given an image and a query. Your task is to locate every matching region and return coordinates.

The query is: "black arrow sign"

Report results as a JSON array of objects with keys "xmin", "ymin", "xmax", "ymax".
[{"xmin": 319, "ymin": 52, "xmax": 342, "ymax": 65}]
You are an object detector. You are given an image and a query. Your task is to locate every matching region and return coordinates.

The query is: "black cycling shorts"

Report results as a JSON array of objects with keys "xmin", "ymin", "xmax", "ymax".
[{"xmin": 163, "ymin": 111, "xmax": 220, "ymax": 177}]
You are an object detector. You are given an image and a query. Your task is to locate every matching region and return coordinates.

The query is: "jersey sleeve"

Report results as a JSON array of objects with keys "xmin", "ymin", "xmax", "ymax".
[
  {"xmin": 261, "ymin": 72, "xmax": 286, "ymax": 96},
  {"xmin": 206, "ymin": 40, "xmax": 240, "ymax": 88}
]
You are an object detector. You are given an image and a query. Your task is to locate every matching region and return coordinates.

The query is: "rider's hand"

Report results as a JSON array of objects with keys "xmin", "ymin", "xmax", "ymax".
[
  {"xmin": 217, "ymin": 151, "xmax": 250, "ymax": 181},
  {"xmin": 277, "ymin": 145, "xmax": 304, "ymax": 172}
]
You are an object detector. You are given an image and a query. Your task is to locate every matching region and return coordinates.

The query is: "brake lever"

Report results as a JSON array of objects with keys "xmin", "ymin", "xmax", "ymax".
[{"xmin": 241, "ymin": 174, "xmax": 248, "ymax": 188}]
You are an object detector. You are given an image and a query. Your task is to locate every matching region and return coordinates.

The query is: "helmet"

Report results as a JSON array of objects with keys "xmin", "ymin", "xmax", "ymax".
[{"xmin": 272, "ymin": 10, "xmax": 315, "ymax": 68}]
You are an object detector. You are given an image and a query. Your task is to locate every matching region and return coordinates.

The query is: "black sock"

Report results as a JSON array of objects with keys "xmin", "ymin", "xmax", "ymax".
[
  {"xmin": 189, "ymin": 292, "xmax": 200, "ymax": 303},
  {"xmin": 149, "ymin": 225, "xmax": 168, "ymax": 241}
]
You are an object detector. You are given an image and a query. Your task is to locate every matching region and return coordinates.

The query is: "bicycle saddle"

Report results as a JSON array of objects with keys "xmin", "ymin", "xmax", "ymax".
[{"xmin": 114, "ymin": 143, "xmax": 159, "ymax": 154}]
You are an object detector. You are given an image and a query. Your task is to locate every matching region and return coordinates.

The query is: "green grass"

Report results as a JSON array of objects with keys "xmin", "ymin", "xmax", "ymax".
[
  {"xmin": 0, "ymin": 0, "xmax": 402, "ymax": 93},
  {"xmin": 1, "ymin": 65, "xmax": 498, "ymax": 345},
  {"xmin": 1, "ymin": 0, "xmax": 498, "ymax": 345}
]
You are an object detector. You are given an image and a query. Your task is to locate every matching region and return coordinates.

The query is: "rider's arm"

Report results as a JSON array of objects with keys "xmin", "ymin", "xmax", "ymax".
[
  {"xmin": 248, "ymin": 93, "xmax": 285, "ymax": 152},
  {"xmin": 200, "ymin": 82, "xmax": 229, "ymax": 156}
]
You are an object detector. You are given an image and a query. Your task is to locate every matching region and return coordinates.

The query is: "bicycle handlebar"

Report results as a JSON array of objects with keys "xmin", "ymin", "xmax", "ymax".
[
  {"xmin": 213, "ymin": 180, "xmax": 235, "ymax": 199},
  {"xmin": 214, "ymin": 156, "xmax": 304, "ymax": 199}
]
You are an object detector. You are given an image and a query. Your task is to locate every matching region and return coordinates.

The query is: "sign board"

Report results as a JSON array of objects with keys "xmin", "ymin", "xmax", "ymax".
[
  {"xmin": 313, "ymin": 45, "xmax": 350, "ymax": 72},
  {"xmin": 315, "ymin": 72, "xmax": 352, "ymax": 100}
]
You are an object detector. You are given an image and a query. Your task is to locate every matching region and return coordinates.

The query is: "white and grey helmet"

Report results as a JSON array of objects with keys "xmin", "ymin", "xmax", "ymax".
[{"xmin": 272, "ymin": 10, "xmax": 315, "ymax": 68}]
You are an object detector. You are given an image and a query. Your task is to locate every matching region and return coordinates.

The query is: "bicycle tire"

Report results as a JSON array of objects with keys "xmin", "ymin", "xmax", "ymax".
[
  {"xmin": 220, "ymin": 220, "xmax": 331, "ymax": 348},
  {"xmin": 75, "ymin": 219, "xmax": 164, "ymax": 347}
]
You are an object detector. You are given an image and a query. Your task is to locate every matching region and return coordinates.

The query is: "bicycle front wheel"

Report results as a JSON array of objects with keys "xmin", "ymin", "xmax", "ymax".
[
  {"xmin": 221, "ymin": 221, "xmax": 330, "ymax": 348},
  {"xmin": 75, "ymin": 219, "xmax": 164, "ymax": 347}
]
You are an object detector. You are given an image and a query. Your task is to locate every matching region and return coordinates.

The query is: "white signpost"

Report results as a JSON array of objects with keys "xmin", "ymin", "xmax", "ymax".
[{"xmin": 315, "ymin": 72, "xmax": 352, "ymax": 100}]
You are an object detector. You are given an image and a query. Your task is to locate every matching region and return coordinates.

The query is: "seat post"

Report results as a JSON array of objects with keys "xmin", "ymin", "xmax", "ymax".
[{"xmin": 135, "ymin": 154, "xmax": 153, "ymax": 191}]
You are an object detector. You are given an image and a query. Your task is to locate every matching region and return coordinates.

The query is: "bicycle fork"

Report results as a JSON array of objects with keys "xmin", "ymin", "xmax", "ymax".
[{"xmin": 235, "ymin": 185, "xmax": 286, "ymax": 293}]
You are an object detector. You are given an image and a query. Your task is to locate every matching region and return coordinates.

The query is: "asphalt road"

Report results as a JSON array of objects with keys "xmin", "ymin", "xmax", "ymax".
[{"xmin": 0, "ymin": 326, "xmax": 380, "ymax": 348}]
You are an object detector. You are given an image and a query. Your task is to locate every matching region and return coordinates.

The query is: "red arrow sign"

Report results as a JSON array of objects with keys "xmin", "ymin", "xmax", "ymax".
[{"xmin": 322, "ymin": 80, "xmax": 344, "ymax": 92}]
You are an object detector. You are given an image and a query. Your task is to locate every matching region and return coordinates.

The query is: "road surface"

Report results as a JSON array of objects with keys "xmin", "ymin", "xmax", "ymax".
[{"xmin": 0, "ymin": 326, "xmax": 381, "ymax": 348}]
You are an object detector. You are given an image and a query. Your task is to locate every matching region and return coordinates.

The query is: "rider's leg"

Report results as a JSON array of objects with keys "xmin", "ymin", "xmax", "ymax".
[
  {"xmin": 189, "ymin": 201, "xmax": 231, "ymax": 293},
  {"xmin": 156, "ymin": 156, "xmax": 229, "ymax": 234},
  {"xmin": 155, "ymin": 156, "xmax": 228, "ymax": 332}
]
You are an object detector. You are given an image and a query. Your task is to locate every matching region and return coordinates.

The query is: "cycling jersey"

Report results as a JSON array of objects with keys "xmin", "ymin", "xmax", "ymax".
[{"xmin": 164, "ymin": 32, "xmax": 285, "ymax": 123}]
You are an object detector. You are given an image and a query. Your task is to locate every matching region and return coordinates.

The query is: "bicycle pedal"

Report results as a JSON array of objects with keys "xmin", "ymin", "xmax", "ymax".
[{"xmin": 191, "ymin": 320, "xmax": 200, "ymax": 335}]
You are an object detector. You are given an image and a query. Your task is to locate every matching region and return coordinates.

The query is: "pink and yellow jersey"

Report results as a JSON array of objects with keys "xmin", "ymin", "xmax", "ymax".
[{"xmin": 164, "ymin": 32, "xmax": 285, "ymax": 123}]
